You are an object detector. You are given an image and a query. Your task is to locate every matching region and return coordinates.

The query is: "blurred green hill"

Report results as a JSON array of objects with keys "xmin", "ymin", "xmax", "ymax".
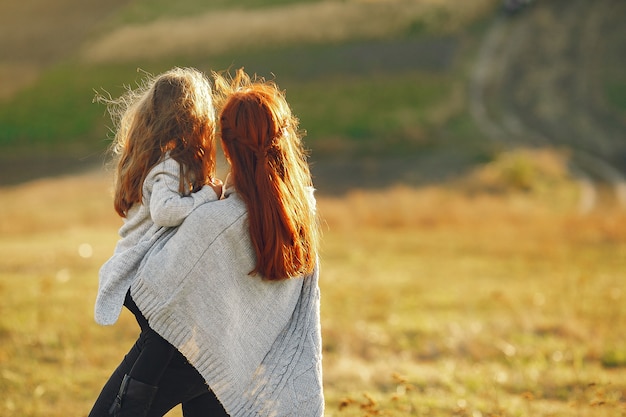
[{"xmin": 0, "ymin": 0, "xmax": 624, "ymax": 192}]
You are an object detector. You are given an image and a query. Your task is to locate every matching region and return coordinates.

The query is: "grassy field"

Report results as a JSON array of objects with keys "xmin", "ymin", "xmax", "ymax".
[
  {"xmin": 1, "ymin": 150, "xmax": 625, "ymax": 416},
  {"xmin": 2, "ymin": 0, "xmax": 626, "ymax": 416}
]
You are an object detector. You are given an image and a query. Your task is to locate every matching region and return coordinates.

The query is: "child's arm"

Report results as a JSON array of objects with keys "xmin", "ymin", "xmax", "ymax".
[{"xmin": 147, "ymin": 158, "xmax": 219, "ymax": 227}]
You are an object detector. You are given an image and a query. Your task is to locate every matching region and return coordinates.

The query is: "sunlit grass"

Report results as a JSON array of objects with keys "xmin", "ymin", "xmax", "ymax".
[
  {"xmin": 318, "ymin": 200, "xmax": 626, "ymax": 416},
  {"xmin": 1, "ymin": 152, "xmax": 625, "ymax": 416},
  {"xmin": 317, "ymin": 153, "xmax": 626, "ymax": 416}
]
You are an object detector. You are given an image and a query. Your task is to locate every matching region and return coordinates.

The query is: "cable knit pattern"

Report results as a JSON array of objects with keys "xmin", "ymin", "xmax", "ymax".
[
  {"xmin": 95, "ymin": 156, "xmax": 218, "ymax": 325},
  {"xmin": 130, "ymin": 192, "xmax": 324, "ymax": 417}
]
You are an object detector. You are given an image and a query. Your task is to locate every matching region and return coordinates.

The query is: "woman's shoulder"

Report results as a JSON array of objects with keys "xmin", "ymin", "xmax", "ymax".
[
  {"xmin": 184, "ymin": 192, "xmax": 247, "ymax": 229},
  {"xmin": 164, "ymin": 192, "xmax": 250, "ymax": 258}
]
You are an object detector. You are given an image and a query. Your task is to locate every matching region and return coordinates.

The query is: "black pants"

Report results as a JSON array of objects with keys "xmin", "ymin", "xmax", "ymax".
[
  {"xmin": 123, "ymin": 293, "xmax": 176, "ymax": 385},
  {"xmin": 88, "ymin": 294, "xmax": 229, "ymax": 417}
]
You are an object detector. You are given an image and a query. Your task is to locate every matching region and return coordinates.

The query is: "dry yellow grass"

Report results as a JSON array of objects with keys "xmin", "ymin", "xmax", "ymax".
[
  {"xmin": 1, "ymin": 158, "xmax": 625, "ymax": 416},
  {"xmin": 318, "ymin": 188, "xmax": 626, "ymax": 416}
]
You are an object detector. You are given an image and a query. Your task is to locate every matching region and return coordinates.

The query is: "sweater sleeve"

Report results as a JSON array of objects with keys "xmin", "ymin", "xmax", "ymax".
[{"xmin": 147, "ymin": 158, "xmax": 219, "ymax": 227}]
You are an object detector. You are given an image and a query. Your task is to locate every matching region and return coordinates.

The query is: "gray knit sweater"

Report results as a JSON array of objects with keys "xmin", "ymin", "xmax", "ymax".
[
  {"xmin": 129, "ymin": 191, "xmax": 324, "ymax": 417},
  {"xmin": 95, "ymin": 156, "xmax": 218, "ymax": 325}
]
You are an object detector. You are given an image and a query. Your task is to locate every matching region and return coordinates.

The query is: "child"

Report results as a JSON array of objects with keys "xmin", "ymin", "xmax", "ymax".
[{"xmin": 92, "ymin": 67, "xmax": 221, "ymax": 417}]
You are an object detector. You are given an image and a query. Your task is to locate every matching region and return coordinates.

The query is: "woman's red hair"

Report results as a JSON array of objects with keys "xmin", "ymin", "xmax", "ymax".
[{"xmin": 214, "ymin": 69, "xmax": 319, "ymax": 280}]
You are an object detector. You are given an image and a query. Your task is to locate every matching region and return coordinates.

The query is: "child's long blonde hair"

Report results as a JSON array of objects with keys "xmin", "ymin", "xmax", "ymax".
[
  {"xmin": 213, "ymin": 69, "xmax": 319, "ymax": 280},
  {"xmin": 97, "ymin": 67, "xmax": 216, "ymax": 217}
]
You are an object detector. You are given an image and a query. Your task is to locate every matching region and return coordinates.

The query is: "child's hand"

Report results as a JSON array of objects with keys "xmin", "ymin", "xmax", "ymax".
[{"xmin": 207, "ymin": 178, "xmax": 223, "ymax": 199}]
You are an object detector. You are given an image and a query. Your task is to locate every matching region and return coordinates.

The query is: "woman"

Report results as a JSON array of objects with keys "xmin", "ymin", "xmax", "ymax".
[{"xmin": 98, "ymin": 69, "xmax": 323, "ymax": 416}]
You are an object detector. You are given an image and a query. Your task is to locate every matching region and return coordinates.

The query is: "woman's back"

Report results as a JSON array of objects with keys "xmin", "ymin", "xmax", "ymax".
[{"xmin": 131, "ymin": 191, "xmax": 323, "ymax": 416}]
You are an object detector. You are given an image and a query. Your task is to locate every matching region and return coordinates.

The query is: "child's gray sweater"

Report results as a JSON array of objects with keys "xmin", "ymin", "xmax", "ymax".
[{"xmin": 95, "ymin": 157, "xmax": 218, "ymax": 325}]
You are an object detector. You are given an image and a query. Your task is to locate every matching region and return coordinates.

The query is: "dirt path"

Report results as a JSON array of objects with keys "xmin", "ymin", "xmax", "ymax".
[{"xmin": 469, "ymin": 0, "xmax": 626, "ymax": 211}]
